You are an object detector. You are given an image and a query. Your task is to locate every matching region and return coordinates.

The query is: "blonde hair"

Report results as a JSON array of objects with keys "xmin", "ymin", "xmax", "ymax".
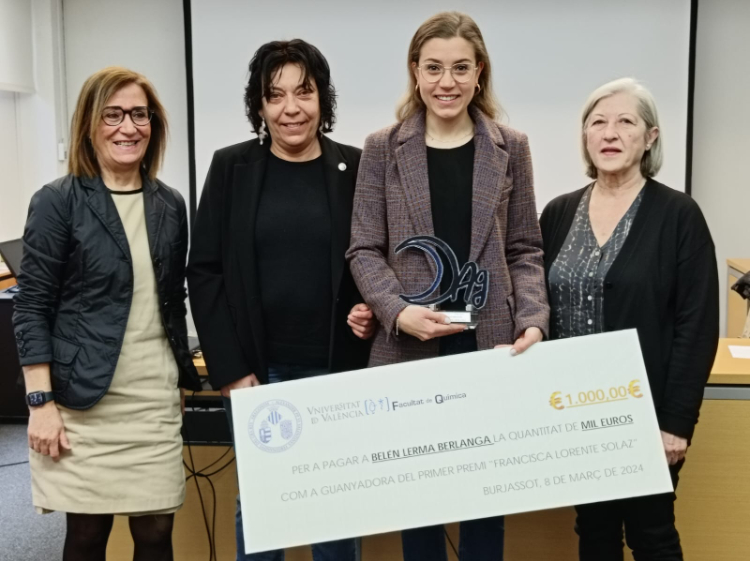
[
  {"xmin": 69, "ymin": 67, "xmax": 168, "ymax": 180},
  {"xmin": 581, "ymin": 77, "xmax": 662, "ymax": 179},
  {"xmin": 396, "ymin": 12, "xmax": 501, "ymax": 122}
]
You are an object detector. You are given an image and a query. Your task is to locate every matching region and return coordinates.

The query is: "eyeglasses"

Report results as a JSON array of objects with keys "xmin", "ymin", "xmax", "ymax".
[
  {"xmin": 101, "ymin": 106, "xmax": 154, "ymax": 126},
  {"xmin": 418, "ymin": 63, "xmax": 479, "ymax": 84}
]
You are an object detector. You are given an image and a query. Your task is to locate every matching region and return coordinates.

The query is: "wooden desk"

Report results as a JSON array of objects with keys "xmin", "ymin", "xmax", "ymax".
[
  {"xmin": 0, "ymin": 263, "xmax": 16, "ymax": 291},
  {"xmin": 192, "ymin": 357, "xmax": 220, "ymax": 396},
  {"xmin": 708, "ymin": 338, "xmax": 750, "ymax": 385},
  {"xmin": 672, "ymin": 338, "xmax": 750, "ymax": 559},
  {"xmin": 193, "ymin": 357, "xmax": 207, "ymax": 376},
  {"xmin": 726, "ymin": 258, "xmax": 750, "ymax": 337},
  {"xmin": 727, "ymin": 258, "xmax": 750, "ymax": 276}
]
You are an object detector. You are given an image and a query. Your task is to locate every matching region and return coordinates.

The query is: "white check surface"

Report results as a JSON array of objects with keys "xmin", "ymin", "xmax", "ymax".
[{"xmin": 232, "ymin": 330, "xmax": 672, "ymax": 553}]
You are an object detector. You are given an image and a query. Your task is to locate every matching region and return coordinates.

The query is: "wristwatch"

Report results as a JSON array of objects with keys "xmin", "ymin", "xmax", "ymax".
[{"xmin": 26, "ymin": 391, "xmax": 55, "ymax": 407}]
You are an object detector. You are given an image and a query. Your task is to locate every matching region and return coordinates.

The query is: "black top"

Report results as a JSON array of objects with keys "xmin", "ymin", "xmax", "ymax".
[
  {"xmin": 255, "ymin": 153, "xmax": 332, "ymax": 366},
  {"xmin": 540, "ymin": 179, "xmax": 719, "ymax": 439},
  {"xmin": 106, "ymin": 187, "xmax": 144, "ymax": 195},
  {"xmin": 548, "ymin": 185, "xmax": 644, "ymax": 338},
  {"xmin": 427, "ymin": 140, "xmax": 474, "ymax": 309},
  {"xmin": 428, "ymin": 140, "xmax": 477, "ymax": 355}
]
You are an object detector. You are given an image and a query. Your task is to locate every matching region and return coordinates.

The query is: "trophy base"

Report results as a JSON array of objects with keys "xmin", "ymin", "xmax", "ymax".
[{"xmin": 426, "ymin": 305, "xmax": 480, "ymax": 330}]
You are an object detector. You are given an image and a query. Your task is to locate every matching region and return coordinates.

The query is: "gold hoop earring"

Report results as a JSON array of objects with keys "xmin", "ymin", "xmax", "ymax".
[
  {"xmin": 476, "ymin": 83, "xmax": 481, "ymax": 93},
  {"xmin": 415, "ymin": 83, "xmax": 419, "ymax": 92}
]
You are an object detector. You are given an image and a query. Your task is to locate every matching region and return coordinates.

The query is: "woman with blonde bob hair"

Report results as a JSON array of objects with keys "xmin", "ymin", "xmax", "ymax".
[
  {"xmin": 540, "ymin": 77, "xmax": 718, "ymax": 560},
  {"xmin": 13, "ymin": 66, "xmax": 201, "ymax": 561},
  {"xmin": 348, "ymin": 12, "xmax": 549, "ymax": 561}
]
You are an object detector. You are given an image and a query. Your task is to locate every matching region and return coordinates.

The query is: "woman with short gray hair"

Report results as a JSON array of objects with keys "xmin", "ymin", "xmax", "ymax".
[
  {"xmin": 540, "ymin": 77, "xmax": 719, "ymax": 560},
  {"xmin": 580, "ymin": 78, "xmax": 664, "ymax": 179}
]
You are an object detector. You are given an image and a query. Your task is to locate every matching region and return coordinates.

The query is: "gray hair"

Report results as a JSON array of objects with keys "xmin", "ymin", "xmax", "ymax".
[{"xmin": 581, "ymin": 77, "xmax": 662, "ymax": 179}]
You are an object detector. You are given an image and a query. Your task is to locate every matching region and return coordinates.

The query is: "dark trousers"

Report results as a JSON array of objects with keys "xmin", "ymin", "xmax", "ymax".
[
  {"xmin": 402, "ymin": 517, "xmax": 504, "ymax": 561},
  {"xmin": 401, "ymin": 330, "xmax": 504, "ymax": 561},
  {"xmin": 575, "ymin": 460, "xmax": 684, "ymax": 561},
  {"xmin": 224, "ymin": 363, "xmax": 356, "ymax": 561}
]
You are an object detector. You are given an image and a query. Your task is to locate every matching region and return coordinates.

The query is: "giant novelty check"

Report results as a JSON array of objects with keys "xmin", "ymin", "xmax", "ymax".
[{"xmin": 232, "ymin": 329, "xmax": 672, "ymax": 554}]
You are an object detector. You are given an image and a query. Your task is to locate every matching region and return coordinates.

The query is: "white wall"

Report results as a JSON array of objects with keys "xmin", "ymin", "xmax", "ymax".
[
  {"xmin": 1, "ymin": 0, "xmax": 190, "ymax": 245},
  {"xmin": 62, "ymin": 0, "xmax": 190, "ymax": 205},
  {"xmin": 0, "ymin": 0, "xmax": 66, "ymax": 243},
  {"xmin": 0, "ymin": 0, "xmax": 35, "ymax": 92},
  {"xmin": 16, "ymin": 0, "xmax": 67, "ymax": 212},
  {"xmin": 692, "ymin": 0, "xmax": 750, "ymax": 336},
  {"xmin": 0, "ymin": 91, "xmax": 22, "ymax": 241}
]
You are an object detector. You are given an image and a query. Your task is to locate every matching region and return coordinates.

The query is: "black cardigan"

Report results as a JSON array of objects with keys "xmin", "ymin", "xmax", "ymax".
[{"xmin": 539, "ymin": 179, "xmax": 719, "ymax": 439}]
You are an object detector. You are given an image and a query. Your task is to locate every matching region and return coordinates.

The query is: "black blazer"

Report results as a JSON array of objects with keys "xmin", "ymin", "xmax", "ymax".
[
  {"xmin": 13, "ymin": 174, "xmax": 202, "ymax": 409},
  {"xmin": 187, "ymin": 136, "xmax": 370, "ymax": 389},
  {"xmin": 540, "ymin": 179, "xmax": 719, "ymax": 439}
]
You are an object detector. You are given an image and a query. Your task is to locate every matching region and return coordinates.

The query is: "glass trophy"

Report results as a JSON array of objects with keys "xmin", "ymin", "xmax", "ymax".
[{"xmin": 395, "ymin": 235, "xmax": 489, "ymax": 330}]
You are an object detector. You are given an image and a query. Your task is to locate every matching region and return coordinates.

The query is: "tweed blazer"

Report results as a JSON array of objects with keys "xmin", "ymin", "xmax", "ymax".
[{"xmin": 347, "ymin": 107, "xmax": 549, "ymax": 366}]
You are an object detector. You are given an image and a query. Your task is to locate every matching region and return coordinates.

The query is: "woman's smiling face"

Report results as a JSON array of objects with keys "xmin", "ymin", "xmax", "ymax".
[
  {"xmin": 93, "ymin": 83, "xmax": 151, "ymax": 175},
  {"xmin": 259, "ymin": 63, "xmax": 321, "ymax": 158},
  {"xmin": 413, "ymin": 36, "xmax": 483, "ymax": 124}
]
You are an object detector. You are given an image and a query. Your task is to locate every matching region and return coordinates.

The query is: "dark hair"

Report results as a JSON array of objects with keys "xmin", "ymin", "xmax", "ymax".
[{"xmin": 244, "ymin": 39, "xmax": 337, "ymax": 136}]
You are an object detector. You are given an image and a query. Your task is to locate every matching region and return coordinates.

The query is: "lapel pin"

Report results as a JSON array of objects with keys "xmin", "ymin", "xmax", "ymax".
[{"xmin": 338, "ymin": 162, "xmax": 347, "ymax": 171}]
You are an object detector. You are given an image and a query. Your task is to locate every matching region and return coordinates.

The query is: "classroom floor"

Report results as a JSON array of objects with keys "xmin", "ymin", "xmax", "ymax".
[{"xmin": 0, "ymin": 423, "xmax": 65, "ymax": 560}]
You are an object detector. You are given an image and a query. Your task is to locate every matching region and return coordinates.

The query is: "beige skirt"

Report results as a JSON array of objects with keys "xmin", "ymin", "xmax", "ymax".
[{"xmin": 30, "ymin": 335, "xmax": 185, "ymax": 515}]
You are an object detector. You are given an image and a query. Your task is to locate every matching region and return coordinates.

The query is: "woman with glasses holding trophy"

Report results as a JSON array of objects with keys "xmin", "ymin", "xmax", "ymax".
[
  {"xmin": 347, "ymin": 11, "xmax": 549, "ymax": 561},
  {"xmin": 13, "ymin": 67, "xmax": 202, "ymax": 560}
]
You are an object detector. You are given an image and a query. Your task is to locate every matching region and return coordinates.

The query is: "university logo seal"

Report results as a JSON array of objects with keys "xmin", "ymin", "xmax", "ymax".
[{"xmin": 247, "ymin": 399, "xmax": 303, "ymax": 453}]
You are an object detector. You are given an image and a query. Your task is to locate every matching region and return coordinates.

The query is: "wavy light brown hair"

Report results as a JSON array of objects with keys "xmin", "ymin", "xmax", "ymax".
[
  {"xmin": 396, "ymin": 12, "xmax": 502, "ymax": 122},
  {"xmin": 69, "ymin": 67, "xmax": 168, "ymax": 180}
]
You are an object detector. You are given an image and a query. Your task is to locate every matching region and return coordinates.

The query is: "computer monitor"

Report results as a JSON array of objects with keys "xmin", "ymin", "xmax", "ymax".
[{"xmin": 0, "ymin": 239, "xmax": 23, "ymax": 278}]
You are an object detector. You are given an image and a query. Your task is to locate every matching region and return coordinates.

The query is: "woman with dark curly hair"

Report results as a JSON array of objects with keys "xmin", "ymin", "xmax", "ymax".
[{"xmin": 187, "ymin": 39, "xmax": 374, "ymax": 560}]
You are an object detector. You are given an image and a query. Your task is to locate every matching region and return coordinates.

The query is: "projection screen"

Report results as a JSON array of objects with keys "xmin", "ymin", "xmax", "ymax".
[{"xmin": 187, "ymin": 0, "xmax": 694, "ymax": 213}]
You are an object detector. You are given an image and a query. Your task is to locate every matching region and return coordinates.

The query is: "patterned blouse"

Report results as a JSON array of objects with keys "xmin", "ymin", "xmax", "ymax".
[{"xmin": 548, "ymin": 185, "xmax": 644, "ymax": 339}]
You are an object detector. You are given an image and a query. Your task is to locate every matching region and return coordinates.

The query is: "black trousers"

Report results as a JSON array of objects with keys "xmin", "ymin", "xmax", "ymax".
[{"xmin": 575, "ymin": 461, "xmax": 684, "ymax": 561}]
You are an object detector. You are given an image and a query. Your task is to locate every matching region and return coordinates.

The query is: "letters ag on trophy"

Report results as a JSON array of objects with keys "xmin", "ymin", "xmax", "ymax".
[{"xmin": 395, "ymin": 235, "xmax": 489, "ymax": 329}]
